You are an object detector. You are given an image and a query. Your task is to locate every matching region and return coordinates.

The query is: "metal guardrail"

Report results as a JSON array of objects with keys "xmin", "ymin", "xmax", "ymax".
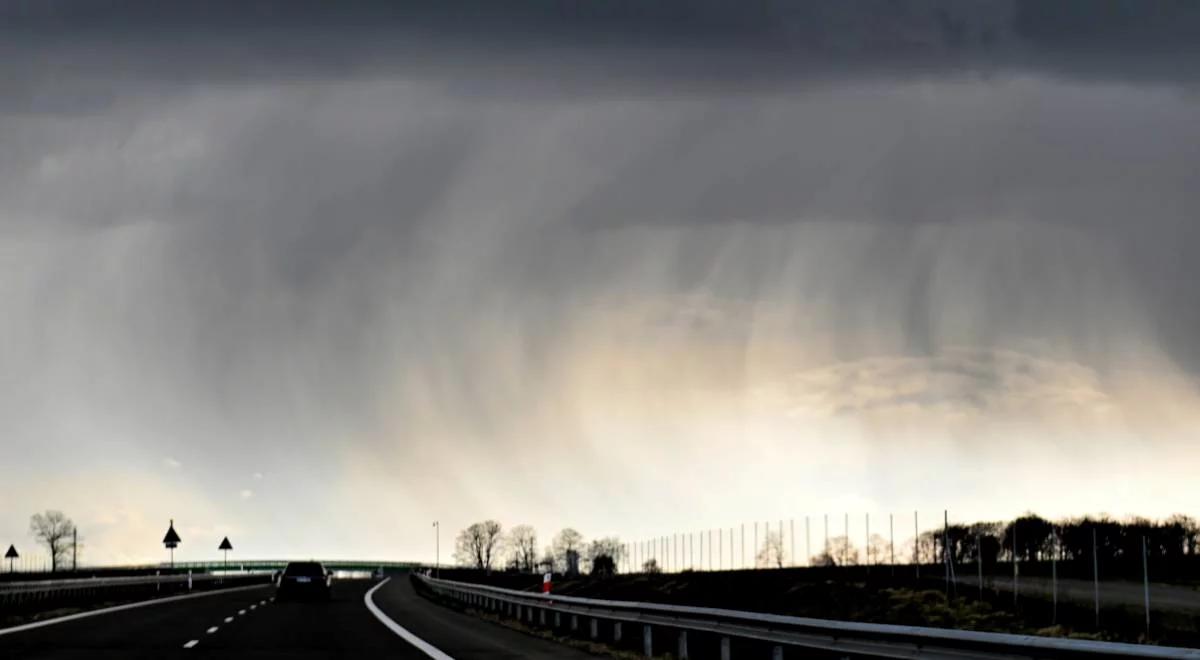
[{"xmin": 415, "ymin": 574, "xmax": 1200, "ymax": 659}]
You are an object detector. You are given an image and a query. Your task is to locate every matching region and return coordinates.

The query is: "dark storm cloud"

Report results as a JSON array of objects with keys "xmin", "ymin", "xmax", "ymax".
[{"xmin": 2, "ymin": 0, "xmax": 1199, "ymax": 455}]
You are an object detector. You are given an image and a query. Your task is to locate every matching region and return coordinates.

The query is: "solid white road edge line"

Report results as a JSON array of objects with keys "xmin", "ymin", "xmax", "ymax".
[
  {"xmin": 183, "ymin": 640, "xmax": 200, "ymax": 649},
  {"xmin": 0, "ymin": 583, "xmax": 271, "ymax": 637},
  {"xmin": 364, "ymin": 578, "xmax": 455, "ymax": 660}
]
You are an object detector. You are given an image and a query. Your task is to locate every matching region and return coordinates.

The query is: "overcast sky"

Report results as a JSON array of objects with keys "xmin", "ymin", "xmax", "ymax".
[{"xmin": 2, "ymin": 1, "xmax": 1199, "ymax": 567}]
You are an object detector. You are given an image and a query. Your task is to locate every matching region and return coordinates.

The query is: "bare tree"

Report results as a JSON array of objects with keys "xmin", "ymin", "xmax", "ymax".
[
  {"xmin": 756, "ymin": 530, "xmax": 786, "ymax": 568},
  {"xmin": 586, "ymin": 536, "xmax": 625, "ymax": 575},
  {"xmin": 551, "ymin": 528, "xmax": 585, "ymax": 575},
  {"xmin": 454, "ymin": 520, "xmax": 504, "ymax": 572},
  {"xmin": 827, "ymin": 535, "xmax": 860, "ymax": 566},
  {"xmin": 29, "ymin": 511, "xmax": 75, "ymax": 572},
  {"xmin": 507, "ymin": 525, "xmax": 538, "ymax": 573}
]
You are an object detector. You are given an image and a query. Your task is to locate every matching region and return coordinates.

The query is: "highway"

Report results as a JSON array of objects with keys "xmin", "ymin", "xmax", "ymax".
[{"xmin": 0, "ymin": 574, "xmax": 592, "ymax": 659}]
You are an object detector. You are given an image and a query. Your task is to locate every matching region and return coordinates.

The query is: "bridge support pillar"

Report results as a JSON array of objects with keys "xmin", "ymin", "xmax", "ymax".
[
  {"xmin": 643, "ymin": 625, "xmax": 652, "ymax": 657},
  {"xmin": 720, "ymin": 636, "xmax": 731, "ymax": 660},
  {"xmin": 614, "ymin": 622, "xmax": 623, "ymax": 642}
]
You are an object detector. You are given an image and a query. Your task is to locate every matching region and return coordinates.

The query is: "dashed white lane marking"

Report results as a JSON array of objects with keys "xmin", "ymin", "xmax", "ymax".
[
  {"xmin": 364, "ymin": 578, "xmax": 455, "ymax": 660},
  {"xmin": 224, "ymin": 617, "xmax": 234, "ymax": 623},
  {"xmin": 250, "ymin": 604, "xmax": 258, "ymax": 610},
  {"xmin": 269, "ymin": 597, "xmax": 275, "ymax": 602},
  {"xmin": 183, "ymin": 640, "xmax": 199, "ymax": 649},
  {"xmin": 206, "ymin": 626, "xmax": 219, "ymax": 634},
  {"xmin": 0, "ymin": 583, "xmax": 270, "ymax": 637},
  {"xmin": 260, "ymin": 599, "xmax": 267, "ymax": 605},
  {"xmin": 238, "ymin": 609, "xmax": 247, "ymax": 615}
]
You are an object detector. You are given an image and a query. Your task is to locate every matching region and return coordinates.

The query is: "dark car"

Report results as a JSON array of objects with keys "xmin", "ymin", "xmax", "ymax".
[{"xmin": 276, "ymin": 561, "xmax": 333, "ymax": 600}]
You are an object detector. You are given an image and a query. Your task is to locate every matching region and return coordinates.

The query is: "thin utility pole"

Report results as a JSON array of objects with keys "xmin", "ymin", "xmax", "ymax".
[
  {"xmin": 805, "ymin": 516, "xmax": 811, "ymax": 567},
  {"xmin": 843, "ymin": 513, "xmax": 849, "ymax": 565},
  {"xmin": 914, "ymin": 511, "xmax": 920, "ymax": 579},
  {"xmin": 1092, "ymin": 527, "xmax": 1100, "ymax": 628},
  {"xmin": 790, "ymin": 519, "xmax": 795, "ymax": 567},
  {"xmin": 890, "ymin": 514, "xmax": 895, "ymax": 572}
]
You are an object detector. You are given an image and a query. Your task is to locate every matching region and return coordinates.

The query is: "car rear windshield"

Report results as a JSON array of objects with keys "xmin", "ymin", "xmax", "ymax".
[{"xmin": 284, "ymin": 562, "xmax": 325, "ymax": 577}]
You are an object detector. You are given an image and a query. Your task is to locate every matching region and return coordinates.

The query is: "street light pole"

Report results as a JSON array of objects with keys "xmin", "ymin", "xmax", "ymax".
[{"xmin": 433, "ymin": 521, "xmax": 440, "ymax": 579}]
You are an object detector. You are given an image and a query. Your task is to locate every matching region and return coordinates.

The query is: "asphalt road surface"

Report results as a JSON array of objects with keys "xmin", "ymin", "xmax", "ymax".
[{"xmin": 0, "ymin": 575, "xmax": 592, "ymax": 659}]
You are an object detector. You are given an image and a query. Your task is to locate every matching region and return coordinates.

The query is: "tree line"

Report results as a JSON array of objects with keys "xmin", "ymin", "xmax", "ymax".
[{"xmin": 453, "ymin": 520, "xmax": 624, "ymax": 576}]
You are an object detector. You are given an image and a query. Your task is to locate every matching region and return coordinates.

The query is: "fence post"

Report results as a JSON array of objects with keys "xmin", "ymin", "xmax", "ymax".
[
  {"xmin": 1092, "ymin": 527, "xmax": 1100, "ymax": 628},
  {"xmin": 643, "ymin": 625, "xmax": 653, "ymax": 657},
  {"xmin": 1143, "ymin": 535, "xmax": 1151, "ymax": 638},
  {"xmin": 977, "ymin": 534, "xmax": 983, "ymax": 601},
  {"xmin": 1052, "ymin": 528, "xmax": 1058, "ymax": 625},
  {"xmin": 1012, "ymin": 519, "xmax": 1019, "ymax": 607},
  {"xmin": 914, "ymin": 510, "xmax": 920, "ymax": 579}
]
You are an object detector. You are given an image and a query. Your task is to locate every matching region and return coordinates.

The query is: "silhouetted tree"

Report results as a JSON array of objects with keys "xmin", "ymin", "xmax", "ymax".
[
  {"xmin": 454, "ymin": 520, "xmax": 504, "ymax": 572},
  {"xmin": 642, "ymin": 558, "xmax": 661, "ymax": 573},
  {"xmin": 1003, "ymin": 514, "xmax": 1053, "ymax": 561},
  {"xmin": 507, "ymin": 525, "xmax": 538, "ymax": 573},
  {"xmin": 29, "ymin": 511, "xmax": 75, "ymax": 573},
  {"xmin": 586, "ymin": 537, "xmax": 624, "ymax": 575},
  {"xmin": 552, "ymin": 528, "xmax": 585, "ymax": 575},
  {"xmin": 827, "ymin": 535, "xmax": 859, "ymax": 566},
  {"xmin": 756, "ymin": 531, "xmax": 786, "ymax": 568}
]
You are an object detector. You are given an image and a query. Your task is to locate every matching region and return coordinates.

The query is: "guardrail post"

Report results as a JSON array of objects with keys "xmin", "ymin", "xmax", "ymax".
[
  {"xmin": 539, "ymin": 609, "xmax": 546, "ymax": 626},
  {"xmin": 555, "ymin": 612, "xmax": 561, "ymax": 628},
  {"xmin": 614, "ymin": 621, "xmax": 623, "ymax": 642},
  {"xmin": 720, "ymin": 636, "xmax": 731, "ymax": 660},
  {"xmin": 643, "ymin": 625, "xmax": 653, "ymax": 657},
  {"xmin": 678, "ymin": 630, "xmax": 689, "ymax": 659},
  {"xmin": 771, "ymin": 645, "xmax": 783, "ymax": 660},
  {"xmin": 590, "ymin": 618, "xmax": 598, "ymax": 639},
  {"xmin": 571, "ymin": 614, "xmax": 579, "ymax": 633}
]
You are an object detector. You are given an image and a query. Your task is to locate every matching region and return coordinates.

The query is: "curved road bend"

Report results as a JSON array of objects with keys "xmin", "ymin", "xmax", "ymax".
[{"xmin": 0, "ymin": 575, "xmax": 592, "ymax": 659}]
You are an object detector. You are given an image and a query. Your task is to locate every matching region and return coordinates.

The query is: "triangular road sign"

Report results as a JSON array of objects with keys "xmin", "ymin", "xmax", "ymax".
[
  {"xmin": 162, "ymin": 519, "xmax": 182, "ymax": 548},
  {"xmin": 218, "ymin": 537, "xmax": 233, "ymax": 551},
  {"xmin": 4, "ymin": 545, "xmax": 17, "ymax": 559}
]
